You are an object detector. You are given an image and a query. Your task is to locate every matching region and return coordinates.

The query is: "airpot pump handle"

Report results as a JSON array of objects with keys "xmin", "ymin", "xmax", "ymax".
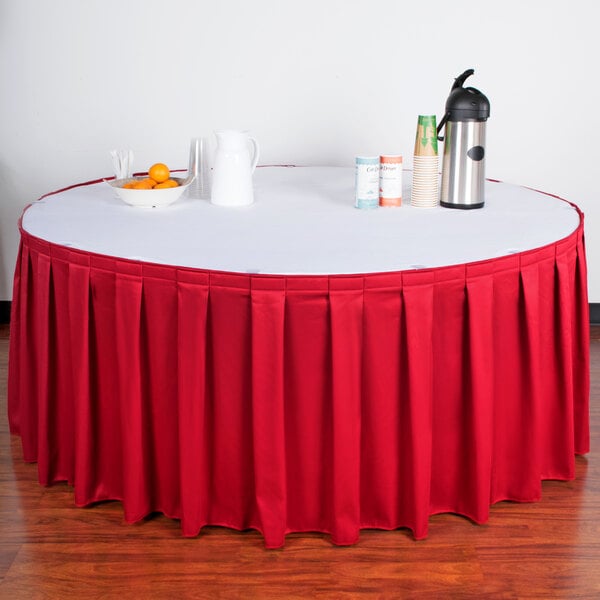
[
  {"xmin": 437, "ymin": 68, "xmax": 476, "ymax": 140},
  {"xmin": 452, "ymin": 68, "xmax": 475, "ymax": 90},
  {"xmin": 437, "ymin": 113, "xmax": 448, "ymax": 140}
]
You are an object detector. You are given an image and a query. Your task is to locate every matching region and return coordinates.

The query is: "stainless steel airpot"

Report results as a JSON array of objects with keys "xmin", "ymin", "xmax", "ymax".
[{"xmin": 437, "ymin": 69, "xmax": 490, "ymax": 209}]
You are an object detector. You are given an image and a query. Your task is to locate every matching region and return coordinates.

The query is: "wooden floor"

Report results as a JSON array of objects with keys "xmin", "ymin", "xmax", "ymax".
[{"xmin": 1, "ymin": 325, "xmax": 599, "ymax": 599}]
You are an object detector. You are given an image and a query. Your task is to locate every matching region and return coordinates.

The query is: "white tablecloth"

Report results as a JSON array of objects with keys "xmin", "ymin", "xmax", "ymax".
[{"xmin": 22, "ymin": 166, "xmax": 580, "ymax": 275}]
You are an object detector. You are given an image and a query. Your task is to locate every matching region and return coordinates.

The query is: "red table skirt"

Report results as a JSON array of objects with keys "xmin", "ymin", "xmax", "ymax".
[{"xmin": 8, "ymin": 216, "xmax": 590, "ymax": 548}]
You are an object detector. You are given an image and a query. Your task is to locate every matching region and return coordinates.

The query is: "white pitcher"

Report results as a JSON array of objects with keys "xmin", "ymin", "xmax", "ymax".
[{"xmin": 210, "ymin": 130, "xmax": 260, "ymax": 207}]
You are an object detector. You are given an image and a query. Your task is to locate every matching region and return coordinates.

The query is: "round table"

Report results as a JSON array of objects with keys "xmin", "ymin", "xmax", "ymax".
[{"xmin": 8, "ymin": 166, "xmax": 590, "ymax": 548}]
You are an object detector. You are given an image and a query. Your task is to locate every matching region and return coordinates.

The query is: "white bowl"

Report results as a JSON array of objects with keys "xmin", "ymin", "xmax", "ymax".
[{"xmin": 108, "ymin": 176, "xmax": 192, "ymax": 208}]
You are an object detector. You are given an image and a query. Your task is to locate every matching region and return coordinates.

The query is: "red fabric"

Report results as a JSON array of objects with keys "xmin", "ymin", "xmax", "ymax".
[{"xmin": 8, "ymin": 209, "xmax": 590, "ymax": 548}]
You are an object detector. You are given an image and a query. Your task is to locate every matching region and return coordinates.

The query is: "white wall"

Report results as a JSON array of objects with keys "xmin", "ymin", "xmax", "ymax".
[{"xmin": 1, "ymin": 0, "xmax": 598, "ymax": 300}]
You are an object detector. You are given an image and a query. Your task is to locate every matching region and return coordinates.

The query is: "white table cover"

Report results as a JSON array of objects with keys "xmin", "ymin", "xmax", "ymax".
[{"xmin": 22, "ymin": 166, "xmax": 580, "ymax": 275}]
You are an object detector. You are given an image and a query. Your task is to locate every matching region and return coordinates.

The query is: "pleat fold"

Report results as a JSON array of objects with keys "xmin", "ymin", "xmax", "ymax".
[
  {"xmin": 517, "ymin": 252, "xmax": 544, "ymax": 496},
  {"xmin": 360, "ymin": 275, "xmax": 403, "ymax": 530},
  {"xmin": 66, "ymin": 252, "xmax": 94, "ymax": 506},
  {"xmin": 490, "ymin": 256, "xmax": 530, "ymax": 501},
  {"xmin": 328, "ymin": 277, "xmax": 364, "ymax": 545},
  {"xmin": 399, "ymin": 270, "xmax": 434, "ymax": 540},
  {"xmin": 87, "ymin": 257, "xmax": 124, "ymax": 502},
  {"xmin": 114, "ymin": 261, "xmax": 149, "ymax": 521},
  {"xmin": 463, "ymin": 263, "xmax": 494, "ymax": 521},
  {"xmin": 33, "ymin": 248, "xmax": 52, "ymax": 484},
  {"xmin": 283, "ymin": 279, "xmax": 331, "ymax": 534},
  {"xmin": 176, "ymin": 270, "xmax": 210, "ymax": 536},
  {"xmin": 573, "ymin": 230, "xmax": 590, "ymax": 454},
  {"xmin": 250, "ymin": 277, "xmax": 287, "ymax": 548},
  {"xmin": 139, "ymin": 266, "xmax": 180, "ymax": 517},
  {"xmin": 16, "ymin": 242, "xmax": 40, "ymax": 462},
  {"xmin": 46, "ymin": 250, "xmax": 75, "ymax": 484},
  {"xmin": 554, "ymin": 241, "xmax": 577, "ymax": 476},
  {"xmin": 207, "ymin": 275, "xmax": 255, "ymax": 529}
]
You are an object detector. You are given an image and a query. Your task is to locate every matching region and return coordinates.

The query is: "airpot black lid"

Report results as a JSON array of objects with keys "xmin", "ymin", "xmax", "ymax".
[{"xmin": 444, "ymin": 69, "xmax": 490, "ymax": 121}]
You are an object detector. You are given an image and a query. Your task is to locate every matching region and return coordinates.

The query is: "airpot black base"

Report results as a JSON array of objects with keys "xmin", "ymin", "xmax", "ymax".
[{"xmin": 440, "ymin": 201, "xmax": 484, "ymax": 210}]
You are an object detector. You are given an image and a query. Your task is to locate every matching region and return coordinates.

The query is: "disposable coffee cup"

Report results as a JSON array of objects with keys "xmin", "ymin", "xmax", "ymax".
[
  {"xmin": 413, "ymin": 199, "xmax": 438, "ymax": 203},
  {"xmin": 411, "ymin": 185, "xmax": 438, "ymax": 192},
  {"xmin": 411, "ymin": 193, "xmax": 438, "ymax": 199},
  {"xmin": 412, "ymin": 170, "xmax": 439, "ymax": 177},
  {"xmin": 414, "ymin": 115, "xmax": 438, "ymax": 157},
  {"xmin": 413, "ymin": 158, "xmax": 439, "ymax": 165}
]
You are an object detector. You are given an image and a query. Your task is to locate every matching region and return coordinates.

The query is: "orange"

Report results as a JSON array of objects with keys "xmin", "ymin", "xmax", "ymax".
[
  {"xmin": 132, "ymin": 178, "xmax": 157, "ymax": 189},
  {"xmin": 122, "ymin": 182, "xmax": 136, "ymax": 189},
  {"xmin": 154, "ymin": 179, "xmax": 179, "ymax": 189},
  {"xmin": 148, "ymin": 163, "xmax": 170, "ymax": 183}
]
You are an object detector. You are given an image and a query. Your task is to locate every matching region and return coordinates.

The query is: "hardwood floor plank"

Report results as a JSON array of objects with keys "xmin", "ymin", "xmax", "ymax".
[
  {"xmin": 0, "ymin": 541, "xmax": 485, "ymax": 599},
  {"xmin": 1, "ymin": 334, "xmax": 599, "ymax": 598},
  {"xmin": 0, "ymin": 544, "xmax": 19, "ymax": 581}
]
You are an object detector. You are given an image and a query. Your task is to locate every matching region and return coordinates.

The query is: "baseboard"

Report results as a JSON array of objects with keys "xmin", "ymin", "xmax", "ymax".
[
  {"xmin": 0, "ymin": 301, "xmax": 10, "ymax": 325},
  {"xmin": 1, "ymin": 300, "xmax": 599, "ymax": 325},
  {"xmin": 590, "ymin": 303, "xmax": 600, "ymax": 326}
]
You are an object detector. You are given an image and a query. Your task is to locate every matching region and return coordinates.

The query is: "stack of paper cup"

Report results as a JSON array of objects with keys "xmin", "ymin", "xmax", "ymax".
[{"xmin": 411, "ymin": 115, "xmax": 439, "ymax": 208}]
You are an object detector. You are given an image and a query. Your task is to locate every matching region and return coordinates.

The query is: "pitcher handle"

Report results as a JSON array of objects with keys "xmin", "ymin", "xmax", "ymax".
[{"xmin": 249, "ymin": 137, "xmax": 260, "ymax": 173}]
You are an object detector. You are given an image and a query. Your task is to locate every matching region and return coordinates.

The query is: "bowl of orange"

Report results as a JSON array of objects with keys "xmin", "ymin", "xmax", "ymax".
[{"xmin": 109, "ymin": 163, "xmax": 192, "ymax": 208}]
